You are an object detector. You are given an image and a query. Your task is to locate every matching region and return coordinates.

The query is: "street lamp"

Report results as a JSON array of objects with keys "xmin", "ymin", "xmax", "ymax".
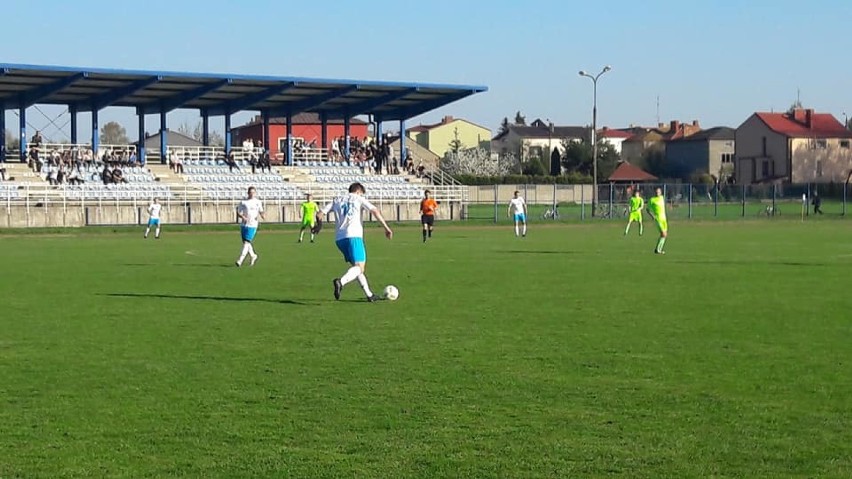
[
  {"xmin": 579, "ymin": 65, "xmax": 612, "ymax": 216},
  {"xmin": 547, "ymin": 118, "xmax": 554, "ymax": 174}
]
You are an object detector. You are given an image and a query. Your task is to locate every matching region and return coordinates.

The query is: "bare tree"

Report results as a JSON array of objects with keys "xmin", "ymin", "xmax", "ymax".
[
  {"xmin": 100, "ymin": 121, "xmax": 129, "ymax": 145},
  {"xmin": 442, "ymin": 148, "xmax": 519, "ymax": 176}
]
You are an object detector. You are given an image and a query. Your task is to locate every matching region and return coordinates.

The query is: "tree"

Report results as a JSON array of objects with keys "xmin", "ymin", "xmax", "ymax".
[
  {"xmin": 177, "ymin": 120, "xmax": 224, "ymax": 146},
  {"xmin": 448, "ymin": 127, "xmax": 465, "ymax": 153},
  {"xmin": 522, "ymin": 157, "xmax": 547, "ymax": 176},
  {"xmin": 208, "ymin": 131, "xmax": 225, "ymax": 147},
  {"xmin": 4, "ymin": 128, "xmax": 20, "ymax": 152},
  {"xmin": 441, "ymin": 148, "xmax": 519, "ymax": 176},
  {"xmin": 642, "ymin": 148, "xmax": 668, "ymax": 178},
  {"xmin": 498, "ymin": 117, "xmax": 510, "ymax": 136},
  {"xmin": 514, "ymin": 111, "xmax": 526, "ymax": 126},
  {"xmin": 100, "ymin": 121, "xmax": 129, "ymax": 145},
  {"xmin": 561, "ymin": 139, "xmax": 620, "ymax": 182}
]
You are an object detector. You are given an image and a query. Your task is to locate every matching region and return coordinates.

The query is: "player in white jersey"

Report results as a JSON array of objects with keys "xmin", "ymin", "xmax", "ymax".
[
  {"xmin": 144, "ymin": 198, "xmax": 162, "ymax": 239},
  {"xmin": 321, "ymin": 182, "xmax": 393, "ymax": 302},
  {"xmin": 235, "ymin": 186, "xmax": 265, "ymax": 267},
  {"xmin": 507, "ymin": 190, "xmax": 528, "ymax": 237}
]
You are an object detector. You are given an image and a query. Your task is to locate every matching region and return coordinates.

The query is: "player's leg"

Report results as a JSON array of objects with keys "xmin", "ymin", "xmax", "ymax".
[
  {"xmin": 521, "ymin": 216, "xmax": 527, "ymax": 237},
  {"xmin": 428, "ymin": 216, "xmax": 434, "ymax": 238},
  {"xmin": 655, "ymin": 222, "xmax": 667, "ymax": 254},
  {"xmin": 421, "ymin": 217, "xmax": 428, "ymax": 242},
  {"xmin": 334, "ymin": 239, "xmax": 362, "ymax": 299},
  {"xmin": 513, "ymin": 216, "xmax": 519, "ymax": 237},
  {"xmin": 624, "ymin": 217, "xmax": 632, "ymax": 235},
  {"xmin": 309, "ymin": 220, "xmax": 316, "ymax": 242},
  {"xmin": 154, "ymin": 220, "xmax": 161, "ymax": 239},
  {"xmin": 144, "ymin": 222, "xmax": 151, "ymax": 239},
  {"xmin": 638, "ymin": 217, "xmax": 643, "ymax": 236}
]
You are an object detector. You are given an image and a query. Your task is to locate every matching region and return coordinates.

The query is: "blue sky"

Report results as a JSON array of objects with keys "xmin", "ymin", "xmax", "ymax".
[{"xmin": 3, "ymin": 0, "xmax": 851, "ymax": 142}]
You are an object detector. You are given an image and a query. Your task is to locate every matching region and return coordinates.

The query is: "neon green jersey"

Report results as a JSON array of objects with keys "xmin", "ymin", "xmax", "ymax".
[
  {"xmin": 648, "ymin": 195, "xmax": 666, "ymax": 221},
  {"xmin": 629, "ymin": 196, "xmax": 644, "ymax": 212},
  {"xmin": 301, "ymin": 201, "xmax": 318, "ymax": 219}
]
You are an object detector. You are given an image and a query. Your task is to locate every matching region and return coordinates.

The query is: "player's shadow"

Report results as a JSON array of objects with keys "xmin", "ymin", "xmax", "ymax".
[
  {"xmin": 501, "ymin": 250, "xmax": 578, "ymax": 255},
  {"xmin": 102, "ymin": 292, "xmax": 311, "ymax": 306},
  {"xmin": 673, "ymin": 259, "xmax": 834, "ymax": 268}
]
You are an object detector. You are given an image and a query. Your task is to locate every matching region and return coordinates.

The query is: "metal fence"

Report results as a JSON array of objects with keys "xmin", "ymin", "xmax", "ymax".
[{"xmin": 462, "ymin": 183, "xmax": 852, "ymax": 222}]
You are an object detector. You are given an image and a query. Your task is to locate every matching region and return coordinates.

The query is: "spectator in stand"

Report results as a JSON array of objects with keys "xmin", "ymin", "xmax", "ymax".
[
  {"xmin": 331, "ymin": 137, "xmax": 341, "ymax": 160},
  {"xmin": 224, "ymin": 150, "xmax": 240, "ymax": 172},
  {"xmin": 101, "ymin": 164, "xmax": 111, "ymax": 185},
  {"xmin": 417, "ymin": 159, "xmax": 425, "ymax": 178},
  {"xmin": 0, "ymin": 166, "xmax": 6, "ymax": 181},
  {"xmin": 169, "ymin": 151, "xmax": 178, "ymax": 173},
  {"xmin": 31, "ymin": 130, "xmax": 43, "ymax": 147},
  {"xmin": 173, "ymin": 152, "xmax": 184, "ymax": 174},
  {"xmin": 47, "ymin": 168, "xmax": 58, "ymax": 185},
  {"xmin": 405, "ymin": 151, "xmax": 414, "ymax": 174},
  {"xmin": 128, "ymin": 150, "xmax": 138, "ymax": 166},
  {"xmin": 259, "ymin": 151, "xmax": 271, "ymax": 173},
  {"xmin": 112, "ymin": 167, "xmax": 127, "ymax": 184}
]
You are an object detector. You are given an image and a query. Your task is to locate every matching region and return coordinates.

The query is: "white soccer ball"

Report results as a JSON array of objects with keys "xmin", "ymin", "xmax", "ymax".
[{"xmin": 383, "ymin": 285, "xmax": 399, "ymax": 301}]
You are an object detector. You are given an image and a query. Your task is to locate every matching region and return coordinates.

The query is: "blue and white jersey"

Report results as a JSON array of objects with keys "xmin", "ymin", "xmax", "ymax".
[
  {"xmin": 321, "ymin": 193, "xmax": 376, "ymax": 241},
  {"xmin": 148, "ymin": 202, "xmax": 162, "ymax": 220},
  {"xmin": 238, "ymin": 198, "xmax": 264, "ymax": 228}
]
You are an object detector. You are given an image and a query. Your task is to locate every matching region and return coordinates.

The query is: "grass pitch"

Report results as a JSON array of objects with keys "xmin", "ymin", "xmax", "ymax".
[{"xmin": 2, "ymin": 220, "xmax": 851, "ymax": 478}]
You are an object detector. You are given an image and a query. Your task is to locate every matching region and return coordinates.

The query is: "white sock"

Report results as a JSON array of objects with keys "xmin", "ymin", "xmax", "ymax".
[
  {"xmin": 356, "ymin": 274, "xmax": 373, "ymax": 297},
  {"xmin": 299, "ymin": 231, "xmax": 304, "ymax": 241},
  {"xmin": 340, "ymin": 266, "xmax": 361, "ymax": 286},
  {"xmin": 144, "ymin": 227, "xmax": 150, "ymax": 237},
  {"xmin": 310, "ymin": 233, "xmax": 315, "ymax": 241},
  {"xmin": 248, "ymin": 243, "xmax": 257, "ymax": 258},
  {"xmin": 522, "ymin": 223, "xmax": 527, "ymax": 235},
  {"xmin": 155, "ymin": 227, "xmax": 160, "ymax": 238},
  {"xmin": 238, "ymin": 243, "xmax": 250, "ymax": 263},
  {"xmin": 514, "ymin": 224, "xmax": 519, "ymax": 236}
]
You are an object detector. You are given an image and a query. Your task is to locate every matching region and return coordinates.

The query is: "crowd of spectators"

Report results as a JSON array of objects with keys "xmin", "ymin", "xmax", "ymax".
[{"xmin": 22, "ymin": 132, "xmax": 143, "ymax": 186}]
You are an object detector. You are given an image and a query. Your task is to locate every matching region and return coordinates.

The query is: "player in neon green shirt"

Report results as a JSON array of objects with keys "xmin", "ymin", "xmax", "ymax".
[
  {"xmin": 299, "ymin": 194, "xmax": 319, "ymax": 243},
  {"xmin": 646, "ymin": 187, "xmax": 668, "ymax": 254},
  {"xmin": 625, "ymin": 189, "xmax": 644, "ymax": 236}
]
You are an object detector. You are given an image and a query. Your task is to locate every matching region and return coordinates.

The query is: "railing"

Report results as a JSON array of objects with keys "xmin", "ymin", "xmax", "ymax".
[
  {"xmin": 7, "ymin": 143, "xmax": 138, "ymax": 160},
  {"xmin": 275, "ymin": 148, "xmax": 330, "ymax": 164},
  {"xmin": 423, "ymin": 166, "xmax": 464, "ymax": 187}
]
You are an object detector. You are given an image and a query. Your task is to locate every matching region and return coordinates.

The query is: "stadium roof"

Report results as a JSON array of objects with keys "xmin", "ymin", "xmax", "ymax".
[{"xmin": 0, "ymin": 63, "xmax": 487, "ymax": 121}]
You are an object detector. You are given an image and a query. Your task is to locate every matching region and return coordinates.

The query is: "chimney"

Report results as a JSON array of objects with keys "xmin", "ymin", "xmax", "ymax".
[
  {"xmin": 805, "ymin": 109, "xmax": 814, "ymax": 128},
  {"xmin": 792, "ymin": 108, "xmax": 807, "ymax": 123},
  {"xmin": 692, "ymin": 120, "xmax": 699, "ymax": 127},
  {"xmin": 670, "ymin": 120, "xmax": 680, "ymax": 132},
  {"xmin": 442, "ymin": 115, "xmax": 454, "ymax": 124}
]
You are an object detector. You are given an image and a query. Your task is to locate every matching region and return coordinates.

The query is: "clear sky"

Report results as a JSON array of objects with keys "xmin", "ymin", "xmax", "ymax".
[{"xmin": 2, "ymin": 0, "xmax": 851, "ymax": 142}]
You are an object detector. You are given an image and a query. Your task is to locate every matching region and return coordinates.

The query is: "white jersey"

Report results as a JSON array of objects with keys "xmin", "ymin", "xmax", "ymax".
[
  {"xmin": 509, "ymin": 197, "xmax": 527, "ymax": 215},
  {"xmin": 238, "ymin": 198, "xmax": 264, "ymax": 228},
  {"xmin": 321, "ymin": 193, "xmax": 376, "ymax": 240},
  {"xmin": 148, "ymin": 203, "xmax": 162, "ymax": 219}
]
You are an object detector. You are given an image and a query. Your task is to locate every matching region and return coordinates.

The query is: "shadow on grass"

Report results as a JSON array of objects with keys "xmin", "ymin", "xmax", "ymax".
[
  {"xmin": 102, "ymin": 292, "xmax": 311, "ymax": 306},
  {"xmin": 673, "ymin": 259, "xmax": 835, "ymax": 268},
  {"xmin": 501, "ymin": 250, "xmax": 578, "ymax": 255},
  {"xmin": 123, "ymin": 263, "xmax": 233, "ymax": 269}
]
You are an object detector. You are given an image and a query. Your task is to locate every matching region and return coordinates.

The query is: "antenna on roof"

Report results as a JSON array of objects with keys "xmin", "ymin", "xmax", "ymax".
[{"xmin": 655, "ymin": 95, "xmax": 660, "ymax": 125}]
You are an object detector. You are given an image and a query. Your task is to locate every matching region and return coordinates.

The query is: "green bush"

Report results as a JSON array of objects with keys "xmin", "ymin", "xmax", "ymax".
[{"xmin": 454, "ymin": 174, "xmax": 592, "ymax": 185}]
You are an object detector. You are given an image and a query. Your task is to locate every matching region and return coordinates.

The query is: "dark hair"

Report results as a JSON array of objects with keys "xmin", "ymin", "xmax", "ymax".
[
  {"xmin": 348, "ymin": 182, "xmax": 365, "ymax": 193},
  {"xmin": 424, "ymin": 189, "xmax": 431, "ymax": 195}
]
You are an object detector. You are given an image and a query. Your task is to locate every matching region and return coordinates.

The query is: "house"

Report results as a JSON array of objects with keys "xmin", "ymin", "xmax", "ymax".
[
  {"xmin": 407, "ymin": 115, "xmax": 491, "ymax": 158},
  {"xmin": 231, "ymin": 113, "xmax": 369, "ymax": 158},
  {"xmin": 607, "ymin": 161, "xmax": 658, "ymax": 182},
  {"xmin": 598, "ymin": 127, "xmax": 633, "ymax": 155},
  {"xmin": 386, "ymin": 134, "xmax": 441, "ymax": 169},
  {"xmin": 491, "ymin": 119, "xmax": 588, "ymax": 162},
  {"xmin": 137, "ymin": 129, "xmax": 204, "ymax": 160},
  {"xmin": 665, "ymin": 127, "xmax": 735, "ymax": 180},
  {"xmin": 735, "ymin": 109, "xmax": 852, "ymax": 184},
  {"xmin": 621, "ymin": 120, "xmax": 702, "ymax": 163}
]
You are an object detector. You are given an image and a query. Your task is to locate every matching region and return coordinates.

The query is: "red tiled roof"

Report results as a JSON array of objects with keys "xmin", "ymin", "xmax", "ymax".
[
  {"xmin": 755, "ymin": 110, "xmax": 852, "ymax": 138},
  {"xmin": 598, "ymin": 128, "xmax": 633, "ymax": 139},
  {"xmin": 608, "ymin": 162, "xmax": 658, "ymax": 182}
]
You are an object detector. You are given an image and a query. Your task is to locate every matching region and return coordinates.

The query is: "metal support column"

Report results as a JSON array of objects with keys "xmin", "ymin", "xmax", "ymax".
[
  {"xmin": 201, "ymin": 110, "xmax": 210, "ymax": 146},
  {"xmin": 399, "ymin": 119, "xmax": 407, "ymax": 166},
  {"xmin": 91, "ymin": 109, "xmax": 99, "ymax": 161},
  {"xmin": 138, "ymin": 111, "xmax": 146, "ymax": 165},
  {"xmin": 286, "ymin": 112, "xmax": 293, "ymax": 166},
  {"xmin": 0, "ymin": 105, "xmax": 5, "ymax": 163},
  {"xmin": 19, "ymin": 106, "xmax": 27, "ymax": 163},
  {"xmin": 320, "ymin": 113, "xmax": 328, "ymax": 153},
  {"xmin": 159, "ymin": 109, "xmax": 168, "ymax": 165},
  {"xmin": 262, "ymin": 110, "xmax": 271, "ymax": 153},
  {"xmin": 343, "ymin": 116, "xmax": 351, "ymax": 160},
  {"xmin": 376, "ymin": 119, "xmax": 383, "ymax": 143},
  {"xmin": 70, "ymin": 105, "xmax": 78, "ymax": 144},
  {"xmin": 224, "ymin": 113, "xmax": 232, "ymax": 154}
]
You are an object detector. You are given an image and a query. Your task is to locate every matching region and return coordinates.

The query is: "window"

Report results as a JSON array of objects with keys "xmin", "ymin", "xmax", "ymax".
[
  {"xmin": 761, "ymin": 160, "xmax": 770, "ymax": 178},
  {"xmin": 815, "ymin": 139, "xmax": 827, "ymax": 149},
  {"xmin": 721, "ymin": 153, "xmax": 734, "ymax": 164},
  {"xmin": 841, "ymin": 140, "xmax": 850, "ymax": 149}
]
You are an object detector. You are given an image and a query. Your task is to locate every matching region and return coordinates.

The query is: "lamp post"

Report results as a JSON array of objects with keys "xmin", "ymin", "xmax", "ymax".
[
  {"xmin": 579, "ymin": 65, "xmax": 612, "ymax": 216},
  {"xmin": 547, "ymin": 119, "xmax": 554, "ymax": 174}
]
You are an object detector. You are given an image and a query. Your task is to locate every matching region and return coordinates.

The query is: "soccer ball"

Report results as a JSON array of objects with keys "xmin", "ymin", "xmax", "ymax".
[{"xmin": 383, "ymin": 285, "xmax": 399, "ymax": 301}]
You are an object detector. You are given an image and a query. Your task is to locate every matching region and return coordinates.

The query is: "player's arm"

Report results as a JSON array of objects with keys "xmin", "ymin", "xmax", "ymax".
[
  {"xmin": 523, "ymin": 199, "xmax": 528, "ymax": 216},
  {"xmin": 369, "ymin": 207, "xmax": 393, "ymax": 239}
]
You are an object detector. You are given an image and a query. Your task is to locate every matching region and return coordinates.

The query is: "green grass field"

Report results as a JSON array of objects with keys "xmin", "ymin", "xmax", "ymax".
[{"xmin": 2, "ymin": 220, "xmax": 852, "ymax": 478}]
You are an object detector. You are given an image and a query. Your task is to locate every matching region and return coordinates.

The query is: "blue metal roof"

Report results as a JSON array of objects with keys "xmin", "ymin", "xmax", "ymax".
[{"xmin": 0, "ymin": 63, "xmax": 487, "ymax": 121}]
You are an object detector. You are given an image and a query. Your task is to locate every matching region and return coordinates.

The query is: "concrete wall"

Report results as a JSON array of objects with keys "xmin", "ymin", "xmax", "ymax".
[
  {"xmin": 467, "ymin": 184, "xmax": 595, "ymax": 205},
  {"xmin": 0, "ymin": 200, "xmax": 465, "ymax": 228}
]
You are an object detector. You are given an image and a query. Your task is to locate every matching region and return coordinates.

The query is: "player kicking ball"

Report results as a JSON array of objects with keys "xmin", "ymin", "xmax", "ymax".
[
  {"xmin": 299, "ymin": 193, "xmax": 319, "ymax": 243},
  {"xmin": 322, "ymin": 182, "xmax": 393, "ymax": 302},
  {"xmin": 235, "ymin": 186, "xmax": 264, "ymax": 267},
  {"xmin": 625, "ymin": 189, "xmax": 644, "ymax": 236},
  {"xmin": 144, "ymin": 198, "xmax": 162, "ymax": 239},
  {"xmin": 646, "ymin": 187, "xmax": 668, "ymax": 254},
  {"xmin": 419, "ymin": 189, "xmax": 438, "ymax": 243},
  {"xmin": 508, "ymin": 190, "xmax": 527, "ymax": 237}
]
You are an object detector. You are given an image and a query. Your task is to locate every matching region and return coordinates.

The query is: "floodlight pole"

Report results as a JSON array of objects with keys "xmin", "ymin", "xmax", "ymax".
[{"xmin": 579, "ymin": 66, "xmax": 612, "ymax": 216}]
